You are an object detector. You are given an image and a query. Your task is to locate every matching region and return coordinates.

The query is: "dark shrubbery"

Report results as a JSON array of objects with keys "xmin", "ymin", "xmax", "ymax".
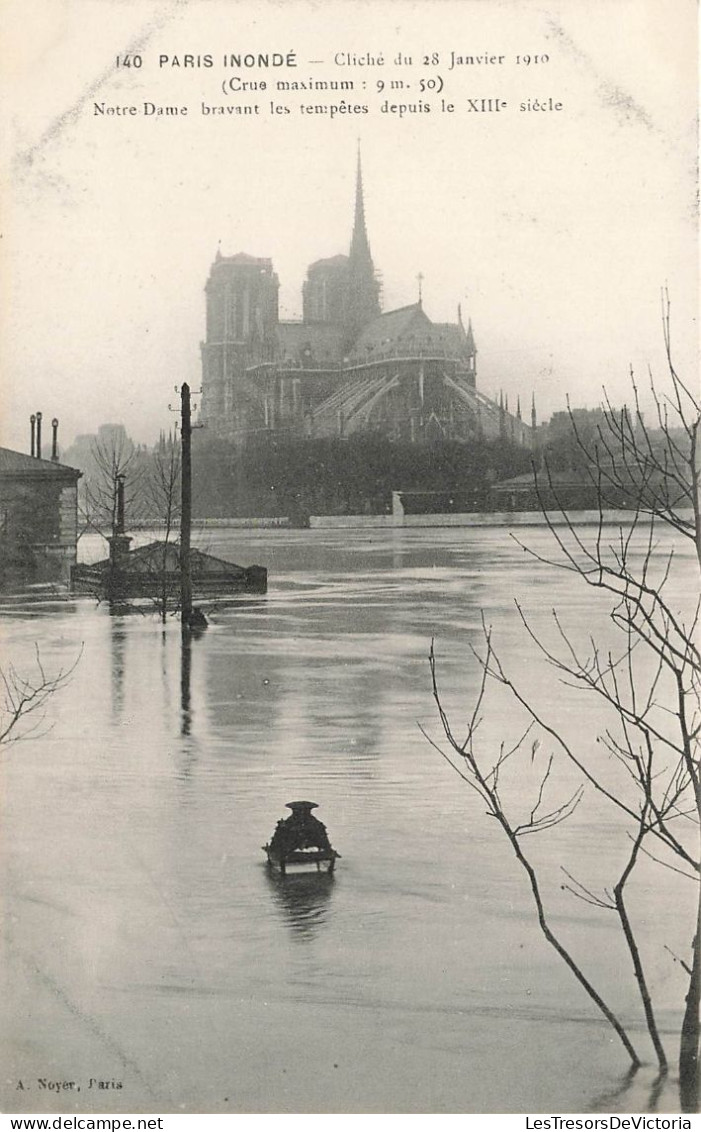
[{"xmin": 190, "ymin": 432, "xmax": 533, "ymax": 519}]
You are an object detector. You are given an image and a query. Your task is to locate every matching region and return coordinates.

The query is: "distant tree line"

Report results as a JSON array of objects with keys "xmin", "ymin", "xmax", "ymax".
[
  {"xmin": 64, "ymin": 410, "xmax": 683, "ymax": 527},
  {"xmin": 190, "ymin": 431, "xmax": 534, "ymax": 520}
]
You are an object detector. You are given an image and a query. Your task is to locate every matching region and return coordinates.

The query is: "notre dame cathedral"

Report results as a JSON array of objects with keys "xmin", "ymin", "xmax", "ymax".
[{"xmin": 199, "ymin": 154, "xmax": 534, "ymax": 447}]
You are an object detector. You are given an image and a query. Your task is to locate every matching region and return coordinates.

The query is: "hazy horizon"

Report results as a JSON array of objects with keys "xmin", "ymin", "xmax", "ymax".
[{"xmin": 1, "ymin": 0, "xmax": 697, "ymax": 455}]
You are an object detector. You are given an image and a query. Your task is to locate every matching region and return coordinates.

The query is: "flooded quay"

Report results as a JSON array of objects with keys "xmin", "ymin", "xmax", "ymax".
[{"xmin": 1, "ymin": 525, "xmax": 696, "ymax": 1114}]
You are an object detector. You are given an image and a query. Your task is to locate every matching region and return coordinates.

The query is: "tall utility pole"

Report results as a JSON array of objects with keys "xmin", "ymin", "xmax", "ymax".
[{"xmin": 180, "ymin": 382, "xmax": 193, "ymax": 623}]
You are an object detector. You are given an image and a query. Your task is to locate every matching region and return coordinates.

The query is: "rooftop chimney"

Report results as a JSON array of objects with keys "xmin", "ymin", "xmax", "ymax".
[
  {"xmin": 35, "ymin": 412, "xmax": 43, "ymax": 460},
  {"xmin": 30, "ymin": 414, "xmax": 36, "ymax": 457},
  {"xmin": 51, "ymin": 418, "xmax": 59, "ymax": 462}
]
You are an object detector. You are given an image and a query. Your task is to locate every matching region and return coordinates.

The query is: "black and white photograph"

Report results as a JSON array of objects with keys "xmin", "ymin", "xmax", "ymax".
[{"xmin": 0, "ymin": 0, "xmax": 698, "ymax": 1118}]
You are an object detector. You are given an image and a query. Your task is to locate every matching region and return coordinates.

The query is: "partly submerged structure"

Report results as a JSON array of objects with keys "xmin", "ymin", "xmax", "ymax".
[
  {"xmin": 200, "ymin": 153, "xmax": 535, "ymax": 448},
  {"xmin": 0, "ymin": 432, "xmax": 81, "ymax": 584},
  {"xmin": 72, "ymin": 540, "xmax": 267, "ymax": 602},
  {"xmin": 264, "ymin": 801, "xmax": 340, "ymax": 875}
]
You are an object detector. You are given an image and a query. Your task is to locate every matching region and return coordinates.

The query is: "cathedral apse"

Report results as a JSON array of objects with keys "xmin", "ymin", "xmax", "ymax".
[{"xmin": 199, "ymin": 154, "xmax": 534, "ymax": 449}]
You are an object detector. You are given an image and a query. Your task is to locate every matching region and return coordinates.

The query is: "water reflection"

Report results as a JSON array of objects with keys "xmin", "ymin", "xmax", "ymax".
[
  {"xmin": 265, "ymin": 868, "xmax": 335, "ymax": 940},
  {"xmin": 103, "ymin": 602, "xmax": 214, "ymax": 747},
  {"xmin": 181, "ymin": 628, "xmax": 193, "ymax": 736},
  {"xmin": 2, "ymin": 525, "xmax": 697, "ymax": 1115},
  {"xmin": 590, "ymin": 1067, "xmax": 670, "ymax": 1114},
  {"xmin": 109, "ymin": 617, "xmax": 127, "ymax": 721},
  {"xmin": 645, "ymin": 1072, "xmax": 668, "ymax": 1113}
]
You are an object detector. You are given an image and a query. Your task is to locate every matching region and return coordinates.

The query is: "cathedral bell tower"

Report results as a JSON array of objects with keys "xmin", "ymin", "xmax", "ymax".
[{"xmin": 200, "ymin": 251, "xmax": 280, "ymax": 437}]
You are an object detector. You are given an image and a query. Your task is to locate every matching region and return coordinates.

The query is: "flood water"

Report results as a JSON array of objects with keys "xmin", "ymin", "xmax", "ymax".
[{"xmin": 1, "ymin": 524, "xmax": 697, "ymax": 1114}]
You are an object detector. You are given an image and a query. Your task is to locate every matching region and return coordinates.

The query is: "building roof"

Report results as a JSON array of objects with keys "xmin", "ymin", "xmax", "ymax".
[
  {"xmin": 351, "ymin": 305, "xmax": 471, "ymax": 359},
  {"xmin": 0, "ymin": 446, "xmax": 81, "ymax": 480},
  {"xmin": 433, "ymin": 323, "xmax": 469, "ymax": 352},
  {"xmin": 92, "ymin": 541, "xmax": 253, "ymax": 576},
  {"xmin": 352, "ymin": 304, "xmax": 429, "ymax": 352},
  {"xmin": 276, "ymin": 321, "xmax": 345, "ymax": 363}
]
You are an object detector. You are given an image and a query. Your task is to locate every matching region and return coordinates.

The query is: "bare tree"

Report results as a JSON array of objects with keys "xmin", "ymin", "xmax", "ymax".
[
  {"xmin": 141, "ymin": 438, "xmax": 182, "ymax": 621},
  {"xmin": 78, "ymin": 428, "xmax": 145, "ymax": 541},
  {"xmin": 428, "ymin": 293, "xmax": 700, "ymax": 1110},
  {"xmin": 1, "ymin": 645, "xmax": 80, "ymax": 747}
]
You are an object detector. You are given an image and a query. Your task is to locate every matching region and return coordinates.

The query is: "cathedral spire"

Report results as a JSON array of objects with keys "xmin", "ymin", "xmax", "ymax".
[
  {"xmin": 350, "ymin": 144, "xmax": 371, "ymax": 261},
  {"xmin": 344, "ymin": 145, "xmax": 381, "ymax": 344}
]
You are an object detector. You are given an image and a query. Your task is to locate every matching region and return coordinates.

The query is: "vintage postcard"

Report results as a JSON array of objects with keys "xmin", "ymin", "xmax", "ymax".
[{"xmin": 0, "ymin": 0, "xmax": 698, "ymax": 1119}]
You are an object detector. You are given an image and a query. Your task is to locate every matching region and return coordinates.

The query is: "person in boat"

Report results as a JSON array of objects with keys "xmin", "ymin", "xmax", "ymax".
[{"xmin": 269, "ymin": 801, "xmax": 332, "ymax": 856}]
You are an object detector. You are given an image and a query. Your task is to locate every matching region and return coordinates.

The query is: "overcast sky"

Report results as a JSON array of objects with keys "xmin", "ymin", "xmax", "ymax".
[{"xmin": 0, "ymin": 0, "xmax": 697, "ymax": 453}]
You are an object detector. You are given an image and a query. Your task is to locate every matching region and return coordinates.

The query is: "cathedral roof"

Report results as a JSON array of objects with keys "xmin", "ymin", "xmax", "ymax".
[
  {"xmin": 351, "ymin": 305, "xmax": 473, "ymax": 360},
  {"xmin": 433, "ymin": 323, "xmax": 471, "ymax": 353},
  {"xmin": 277, "ymin": 321, "xmax": 345, "ymax": 363},
  {"xmin": 351, "ymin": 304, "xmax": 431, "ymax": 353}
]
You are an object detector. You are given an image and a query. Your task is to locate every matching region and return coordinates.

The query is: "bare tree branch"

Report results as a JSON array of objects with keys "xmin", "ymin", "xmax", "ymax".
[
  {"xmin": 0, "ymin": 644, "xmax": 81, "ymax": 747},
  {"xmin": 425, "ymin": 300, "xmax": 700, "ymax": 1104}
]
